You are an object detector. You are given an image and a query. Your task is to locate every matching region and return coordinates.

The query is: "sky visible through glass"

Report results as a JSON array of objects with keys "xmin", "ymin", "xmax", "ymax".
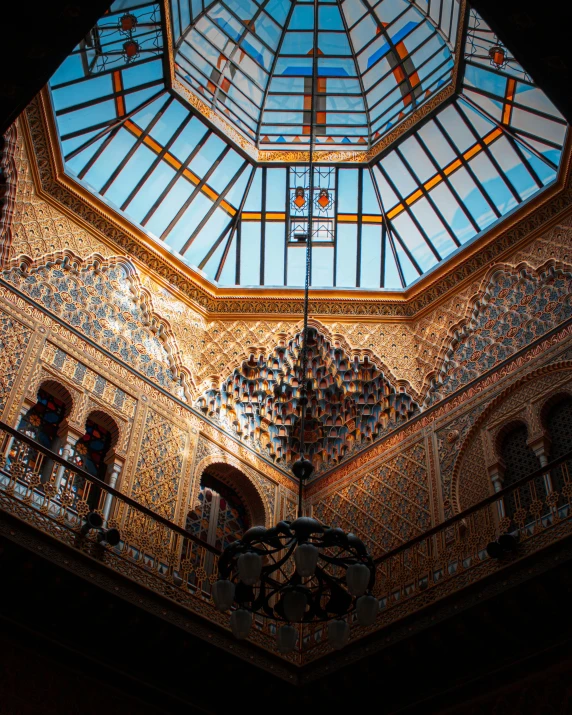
[{"xmin": 48, "ymin": 1, "xmax": 567, "ymax": 289}]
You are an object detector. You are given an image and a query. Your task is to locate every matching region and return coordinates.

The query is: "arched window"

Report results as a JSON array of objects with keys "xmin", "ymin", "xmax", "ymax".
[
  {"xmin": 545, "ymin": 395, "xmax": 572, "ymax": 496},
  {"xmin": 183, "ymin": 469, "xmax": 249, "ymax": 589},
  {"xmin": 499, "ymin": 423, "xmax": 543, "ymax": 520},
  {"xmin": 14, "ymin": 385, "xmax": 71, "ymax": 477},
  {"xmin": 65, "ymin": 415, "xmax": 114, "ymax": 509},
  {"xmin": 18, "ymin": 387, "xmax": 67, "ymax": 450},
  {"xmin": 186, "ymin": 471, "xmax": 248, "ymax": 552}
]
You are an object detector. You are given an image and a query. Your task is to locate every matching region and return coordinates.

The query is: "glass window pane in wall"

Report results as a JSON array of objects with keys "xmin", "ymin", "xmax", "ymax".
[
  {"xmin": 266, "ymin": 169, "xmax": 286, "ymax": 211},
  {"xmin": 287, "ymin": 245, "xmax": 306, "ymax": 286},
  {"xmin": 161, "ymin": 191, "xmax": 211, "ymax": 250},
  {"xmin": 392, "ymin": 213, "xmax": 438, "ymax": 272},
  {"xmin": 218, "ymin": 234, "xmax": 238, "ymax": 285},
  {"xmin": 488, "ymin": 136, "xmax": 537, "ymax": 201},
  {"xmin": 360, "ymin": 224, "xmax": 382, "ymax": 288},
  {"xmin": 384, "ymin": 238, "xmax": 402, "ymax": 290},
  {"xmin": 447, "ymin": 166, "xmax": 496, "ymax": 230},
  {"xmin": 206, "ymin": 150, "xmax": 245, "ymax": 193},
  {"xmin": 312, "ymin": 246, "xmax": 334, "ymax": 286},
  {"xmin": 428, "ymin": 181, "xmax": 476, "ymax": 244},
  {"xmin": 186, "ymin": 207, "xmax": 230, "ymax": 267},
  {"xmin": 264, "ymin": 223, "xmax": 285, "ymax": 285},
  {"xmin": 409, "ymin": 197, "xmax": 457, "ymax": 259},
  {"xmin": 380, "ymin": 152, "xmax": 418, "ymax": 197},
  {"xmin": 189, "ymin": 133, "xmax": 227, "ymax": 179},
  {"xmin": 336, "ymin": 224, "xmax": 357, "ymax": 287},
  {"xmin": 244, "ymin": 168, "xmax": 263, "ymax": 210},
  {"xmin": 241, "ymin": 222, "xmax": 261, "ymax": 284},
  {"xmin": 469, "ymin": 151, "xmax": 517, "ymax": 215},
  {"xmin": 394, "ymin": 241, "xmax": 420, "ymax": 286},
  {"xmin": 337, "ymin": 170, "xmax": 359, "ymax": 213},
  {"xmin": 147, "ymin": 175, "xmax": 197, "ymax": 238},
  {"xmin": 104, "ymin": 144, "xmax": 157, "ymax": 207},
  {"xmin": 83, "ymin": 130, "xmax": 137, "ymax": 192},
  {"xmin": 125, "ymin": 162, "xmax": 177, "ymax": 223},
  {"xmin": 362, "ymin": 171, "xmax": 380, "ymax": 214}
]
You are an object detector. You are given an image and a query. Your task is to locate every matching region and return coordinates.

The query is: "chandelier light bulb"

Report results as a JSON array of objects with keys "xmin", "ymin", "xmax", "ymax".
[
  {"xmin": 277, "ymin": 624, "xmax": 298, "ymax": 654},
  {"xmin": 212, "ymin": 579, "xmax": 235, "ymax": 612},
  {"xmin": 283, "ymin": 589, "xmax": 308, "ymax": 623},
  {"xmin": 294, "ymin": 543, "xmax": 319, "ymax": 577},
  {"xmin": 230, "ymin": 609, "xmax": 253, "ymax": 640},
  {"xmin": 356, "ymin": 594, "xmax": 379, "ymax": 627},
  {"xmin": 346, "ymin": 563, "xmax": 370, "ymax": 597},
  {"xmin": 328, "ymin": 619, "xmax": 350, "ymax": 650},
  {"xmin": 237, "ymin": 551, "xmax": 262, "ymax": 585}
]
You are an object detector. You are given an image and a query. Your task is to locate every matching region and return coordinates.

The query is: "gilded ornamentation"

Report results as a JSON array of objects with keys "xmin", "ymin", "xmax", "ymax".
[
  {"xmin": 311, "ymin": 440, "xmax": 431, "ymax": 557},
  {"xmin": 197, "ymin": 326, "xmax": 418, "ymax": 473},
  {"xmin": 0, "ymin": 124, "xmax": 18, "ymax": 265},
  {"xmin": 425, "ymin": 265, "xmax": 572, "ymax": 406},
  {"xmin": 1, "ymin": 255, "xmax": 192, "ymax": 400},
  {"xmin": 131, "ymin": 408, "xmax": 188, "ymax": 520},
  {"xmin": 0, "ymin": 307, "xmax": 32, "ymax": 416},
  {"xmin": 451, "ymin": 366, "xmax": 572, "ymax": 512}
]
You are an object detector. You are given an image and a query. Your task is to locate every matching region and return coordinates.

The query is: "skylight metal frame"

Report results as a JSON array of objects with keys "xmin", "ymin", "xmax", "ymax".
[{"xmin": 46, "ymin": 0, "xmax": 568, "ymax": 292}]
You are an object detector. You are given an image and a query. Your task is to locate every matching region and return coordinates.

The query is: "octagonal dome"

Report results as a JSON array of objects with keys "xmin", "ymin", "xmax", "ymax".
[{"xmin": 171, "ymin": 0, "xmax": 460, "ymax": 152}]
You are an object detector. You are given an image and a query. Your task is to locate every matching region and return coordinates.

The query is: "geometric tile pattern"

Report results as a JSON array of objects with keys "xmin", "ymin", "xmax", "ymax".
[{"xmin": 312, "ymin": 440, "xmax": 430, "ymax": 556}]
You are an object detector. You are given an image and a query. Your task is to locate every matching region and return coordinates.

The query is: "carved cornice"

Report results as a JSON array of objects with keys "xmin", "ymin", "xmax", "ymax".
[{"xmin": 21, "ymin": 91, "xmax": 572, "ymax": 321}]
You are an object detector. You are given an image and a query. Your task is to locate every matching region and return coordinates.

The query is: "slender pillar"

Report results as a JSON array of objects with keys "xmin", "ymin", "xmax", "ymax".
[{"xmin": 103, "ymin": 462, "xmax": 122, "ymax": 522}]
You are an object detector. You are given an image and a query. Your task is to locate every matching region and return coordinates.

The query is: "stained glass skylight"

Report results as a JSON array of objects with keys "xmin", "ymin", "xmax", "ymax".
[
  {"xmin": 172, "ymin": 0, "xmax": 460, "ymax": 150},
  {"xmin": 47, "ymin": 1, "xmax": 568, "ymax": 290}
]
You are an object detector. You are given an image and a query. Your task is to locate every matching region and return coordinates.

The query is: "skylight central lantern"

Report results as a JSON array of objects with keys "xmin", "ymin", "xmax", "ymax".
[{"xmin": 171, "ymin": 0, "xmax": 460, "ymax": 153}]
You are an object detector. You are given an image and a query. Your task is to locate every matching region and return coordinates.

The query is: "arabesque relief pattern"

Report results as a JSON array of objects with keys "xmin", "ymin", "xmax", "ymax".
[
  {"xmin": 131, "ymin": 408, "xmax": 188, "ymax": 521},
  {"xmin": 311, "ymin": 440, "xmax": 431, "ymax": 557},
  {"xmin": 0, "ymin": 308, "xmax": 32, "ymax": 414},
  {"xmin": 426, "ymin": 264, "xmax": 572, "ymax": 406},
  {"xmin": 198, "ymin": 326, "xmax": 418, "ymax": 473},
  {"xmin": 1, "ymin": 256, "xmax": 192, "ymax": 400}
]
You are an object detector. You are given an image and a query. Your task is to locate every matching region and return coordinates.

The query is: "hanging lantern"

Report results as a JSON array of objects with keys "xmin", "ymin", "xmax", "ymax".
[
  {"xmin": 489, "ymin": 45, "xmax": 507, "ymax": 69},
  {"xmin": 277, "ymin": 624, "xmax": 298, "ymax": 654},
  {"xmin": 328, "ymin": 619, "xmax": 350, "ymax": 650},
  {"xmin": 293, "ymin": 186, "xmax": 306, "ymax": 209},
  {"xmin": 212, "ymin": 579, "xmax": 235, "ymax": 612},
  {"xmin": 356, "ymin": 594, "xmax": 379, "ymax": 626},
  {"xmin": 230, "ymin": 609, "xmax": 252, "ymax": 639}
]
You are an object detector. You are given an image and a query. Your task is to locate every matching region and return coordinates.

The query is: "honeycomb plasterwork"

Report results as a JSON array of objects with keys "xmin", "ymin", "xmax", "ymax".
[
  {"xmin": 197, "ymin": 326, "xmax": 418, "ymax": 473},
  {"xmin": 9, "ymin": 130, "xmax": 112, "ymax": 263}
]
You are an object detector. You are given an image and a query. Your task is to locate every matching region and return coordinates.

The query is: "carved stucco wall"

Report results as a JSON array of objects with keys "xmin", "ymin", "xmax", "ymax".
[{"xmin": 2, "ymin": 116, "xmax": 572, "ymax": 550}]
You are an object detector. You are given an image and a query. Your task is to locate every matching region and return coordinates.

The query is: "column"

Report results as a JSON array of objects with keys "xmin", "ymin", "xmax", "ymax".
[{"xmin": 103, "ymin": 462, "xmax": 123, "ymax": 522}]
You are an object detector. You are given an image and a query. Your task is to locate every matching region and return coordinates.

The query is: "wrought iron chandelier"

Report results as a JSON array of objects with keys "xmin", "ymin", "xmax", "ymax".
[{"xmin": 211, "ymin": 0, "xmax": 378, "ymax": 653}]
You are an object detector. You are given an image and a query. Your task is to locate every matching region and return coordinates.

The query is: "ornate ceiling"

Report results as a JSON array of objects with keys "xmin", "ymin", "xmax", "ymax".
[{"xmin": 43, "ymin": 0, "xmax": 568, "ymax": 292}]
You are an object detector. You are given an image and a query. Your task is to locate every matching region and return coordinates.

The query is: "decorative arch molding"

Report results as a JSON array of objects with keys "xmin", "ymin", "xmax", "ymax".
[
  {"xmin": 84, "ymin": 409, "xmax": 121, "ymax": 451},
  {"xmin": 424, "ymin": 261, "xmax": 572, "ymax": 406},
  {"xmin": 451, "ymin": 360, "xmax": 572, "ymax": 513},
  {"xmin": 1, "ymin": 252, "xmax": 197, "ymax": 399},
  {"xmin": 538, "ymin": 388, "xmax": 572, "ymax": 430},
  {"xmin": 0, "ymin": 125, "xmax": 18, "ymax": 266},
  {"xmin": 196, "ymin": 324, "xmax": 419, "ymax": 473},
  {"xmin": 35, "ymin": 378, "xmax": 74, "ymax": 419},
  {"xmin": 192, "ymin": 454, "xmax": 270, "ymax": 529}
]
